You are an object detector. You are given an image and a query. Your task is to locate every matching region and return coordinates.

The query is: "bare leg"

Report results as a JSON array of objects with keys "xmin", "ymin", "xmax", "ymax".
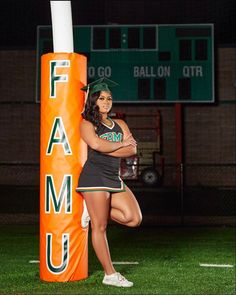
[
  {"xmin": 110, "ymin": 185, "xmax": 142, "ymax": 227},
  {"xmin": 82, "ymin": 191, "xmax": 116, "ymax": 275}
]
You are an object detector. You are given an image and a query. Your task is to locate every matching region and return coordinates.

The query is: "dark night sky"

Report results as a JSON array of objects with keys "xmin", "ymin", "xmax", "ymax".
[{"xmin": 0, "ymin": 0, "xmax": 235, "ymax": 49}]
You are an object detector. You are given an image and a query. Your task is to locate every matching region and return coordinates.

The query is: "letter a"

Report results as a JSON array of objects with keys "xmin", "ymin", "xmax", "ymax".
[{"xmin": 46, "ymin": 117, "xmax": 72, "ymax": 155}]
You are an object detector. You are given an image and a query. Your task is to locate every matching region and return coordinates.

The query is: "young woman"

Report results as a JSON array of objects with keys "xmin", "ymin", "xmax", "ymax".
[{"xmin": 76, "ymin": 78, "xmax": 142, "ymax": 288}]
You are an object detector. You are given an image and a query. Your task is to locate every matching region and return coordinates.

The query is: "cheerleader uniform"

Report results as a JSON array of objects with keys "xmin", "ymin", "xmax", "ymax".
[{"xmin": 76, "ymin": 118, "xmax": 126, "ymax": 192}]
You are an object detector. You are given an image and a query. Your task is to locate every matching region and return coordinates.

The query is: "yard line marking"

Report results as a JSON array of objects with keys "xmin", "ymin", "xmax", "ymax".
[
  {"xmin": 199, "ymin": 263, "xmax": 234, "ymax": 268},
  {"xmin": 112, "ymin": 262, "xmax": 139, "ymax": 265},
  {"xmin": 28, "ymin": 260, "xmax": 139, "ymax": 265},
  {"xmin": 29, "ymin": 260, "xmax": 40, "ymax": 263}
]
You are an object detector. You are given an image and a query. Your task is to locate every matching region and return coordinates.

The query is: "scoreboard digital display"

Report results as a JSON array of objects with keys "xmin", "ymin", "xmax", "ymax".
[{"xmin": 36, "ymin": 24, "xmax": 214, "ymax": 103}]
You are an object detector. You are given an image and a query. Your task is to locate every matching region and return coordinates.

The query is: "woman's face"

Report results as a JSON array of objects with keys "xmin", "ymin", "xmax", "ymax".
[{"xmin": 96, "ymin": 91, "xmax": 113, "ymax": 114}]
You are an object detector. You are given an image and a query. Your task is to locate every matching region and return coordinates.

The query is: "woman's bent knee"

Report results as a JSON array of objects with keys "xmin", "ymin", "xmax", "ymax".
[{"xmin": 129, "ymin": 214, "xmax": 142, "ymax": 227}]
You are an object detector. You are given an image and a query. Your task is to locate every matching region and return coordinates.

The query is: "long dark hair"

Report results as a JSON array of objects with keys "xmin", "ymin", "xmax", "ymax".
[{"xmin": 82, "ymin": 91, "xmax": 112, "ymax": 127}]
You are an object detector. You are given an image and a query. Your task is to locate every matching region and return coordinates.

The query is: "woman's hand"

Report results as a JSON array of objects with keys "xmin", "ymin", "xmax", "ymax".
[{"xmin": 122, "ymin": 133, "xmax": 137, "ymax": 147}]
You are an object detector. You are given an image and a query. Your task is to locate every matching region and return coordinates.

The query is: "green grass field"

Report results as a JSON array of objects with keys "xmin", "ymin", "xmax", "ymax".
[{"xmin": 0, "ymin": 224, "xmax": 235, "ymax": 294}]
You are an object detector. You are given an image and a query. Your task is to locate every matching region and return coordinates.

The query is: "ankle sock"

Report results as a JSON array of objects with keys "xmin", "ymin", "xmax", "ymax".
[{"xmin": 105, "ymin": 272, "xmax": 117, "ymax": 277}]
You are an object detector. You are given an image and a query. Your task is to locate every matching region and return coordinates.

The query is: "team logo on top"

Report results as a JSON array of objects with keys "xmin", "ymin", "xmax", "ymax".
[{"xmin": 100, "ymin": 132, "xmax": 123, "ymax": 142}]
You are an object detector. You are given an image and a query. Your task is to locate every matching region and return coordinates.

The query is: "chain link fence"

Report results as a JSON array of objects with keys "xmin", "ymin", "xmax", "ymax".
[{"xmin": 0, "ymin": 162, "xmax": 235, "ymax": 226}]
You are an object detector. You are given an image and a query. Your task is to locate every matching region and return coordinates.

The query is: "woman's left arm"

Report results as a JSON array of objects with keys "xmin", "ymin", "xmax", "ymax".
[{"xmin": 103, "ymin": 119, "xmax": 137, "ymax": 158}]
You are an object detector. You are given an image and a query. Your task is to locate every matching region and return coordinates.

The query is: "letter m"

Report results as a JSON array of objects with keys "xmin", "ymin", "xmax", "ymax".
[{"xmin": 45, "ymin": 175, "xmax": 72, "ymax": 213}]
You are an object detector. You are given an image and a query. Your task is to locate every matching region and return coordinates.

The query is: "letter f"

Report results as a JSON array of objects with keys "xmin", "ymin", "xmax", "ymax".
[{"xmin": 50, "ymin": 60, "xmax": 70, "ymax": 98}]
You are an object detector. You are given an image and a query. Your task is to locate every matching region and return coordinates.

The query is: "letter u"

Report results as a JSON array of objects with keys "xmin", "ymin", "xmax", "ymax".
[{"xmin": 46, "ymin": 233, "xmax": 70, "ymax": 274}]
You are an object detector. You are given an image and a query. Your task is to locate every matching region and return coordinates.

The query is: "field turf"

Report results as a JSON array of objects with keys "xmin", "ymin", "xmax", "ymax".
[{"xmin": 0, "ymin": 224, "xmax": 235, "ymax": 294}]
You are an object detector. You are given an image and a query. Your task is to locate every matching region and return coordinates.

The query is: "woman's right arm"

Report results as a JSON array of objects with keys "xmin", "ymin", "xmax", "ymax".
[{"xmin": 80, "ymin": 120, "xmax": 136, "ymax": 153}]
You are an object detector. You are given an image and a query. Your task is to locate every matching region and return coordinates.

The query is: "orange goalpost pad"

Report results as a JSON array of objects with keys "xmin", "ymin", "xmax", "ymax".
[{"xmin": 40, "ymin": 52, "xmax": 88, "ymax": 282}]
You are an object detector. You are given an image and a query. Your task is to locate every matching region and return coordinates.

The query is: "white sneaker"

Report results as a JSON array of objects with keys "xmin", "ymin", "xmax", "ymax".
[
  {"xmin": 102, "ymin": 272, "xmax": 133, "ymax": 287},
  {"xmin": 81, "ymin": 200, "xmax": 90, "ymax": 228}
]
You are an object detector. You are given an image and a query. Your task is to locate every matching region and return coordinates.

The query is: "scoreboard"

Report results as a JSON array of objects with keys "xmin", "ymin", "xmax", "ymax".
[{"xmin": 36, "ymin": 24, "xmax": 214, "ymax": 103}]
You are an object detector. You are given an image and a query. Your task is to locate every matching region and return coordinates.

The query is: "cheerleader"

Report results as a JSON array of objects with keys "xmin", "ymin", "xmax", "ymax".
[{"xmin": 76, "ymin": 78, "xmax": 142, "ymax": 287}]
